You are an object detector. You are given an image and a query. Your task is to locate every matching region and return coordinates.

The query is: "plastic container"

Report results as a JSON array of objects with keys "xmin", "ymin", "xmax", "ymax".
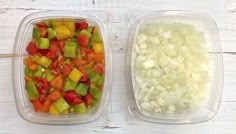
[
  {"xmin": 126, "ymin": 11, "xmax": 223, "ymax": 124},
  {"xmin": 12, "ymin": 11, "xmax": 112, "ymax": 125}
]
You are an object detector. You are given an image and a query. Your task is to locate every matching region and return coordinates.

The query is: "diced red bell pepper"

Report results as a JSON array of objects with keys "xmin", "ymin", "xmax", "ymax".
[
  {"xmin": 77, "ymin": 34, "xmax": 89, "ymax": 47},
  {"xmin": 26, "ymin": 41, "xmax": 38, "ymax": 55},
  {"xmin": 83, "ymin": 93, "xmax": 92, "ymax": 107},
  {"xmin": 32, "ymin": 99, "xmax": 42, "ymax": 112},
  {"xmin": 33, "ymin": 78, "xmax": 49, "ymax": 94},
  {"xmin": 58, "ymin": 39, "xmax": 64, "ymax": 52},
  {"xmin": 36, "ymin": 22, "xmax": 47, "ymax": 37},
  {"xmin": 39, "ymin": 94, "xmax": 47, "ymax": 104},
  {"xmin": 58, "ymin": 56, "xmax": 65, "ymax": 67},
  {"xmin": 75, "ymin": 21, "xmax": 88, "ymax": 31},
  {"xmin": 63, "ymin": 91, "xmax": 82, "ymax": 105},
  {"xmin": 77, "ymin": 65, "xmax": 88, "ymax": 82},
  {"xmin": 48, "ymin": 39, "xmax": 61, "ymax": 58},
  {"xmin": 37, "ymin": 49, "xmax": 49, "ymax": 56},
  {"xmin": 93, "ymin": 62, "xmax": 104, "ymax": 75},
  {"xmin": 63, "ymin": 64, "xmax": 71, "ymax": 76}
]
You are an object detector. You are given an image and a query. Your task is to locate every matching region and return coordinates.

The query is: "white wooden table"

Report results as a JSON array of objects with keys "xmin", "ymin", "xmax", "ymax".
[{"xmin": 1, "ymin": 0, "xmax": 236, "ymax": 133}]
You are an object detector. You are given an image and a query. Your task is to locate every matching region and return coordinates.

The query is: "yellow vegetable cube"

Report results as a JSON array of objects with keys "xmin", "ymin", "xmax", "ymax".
[
  {"xmin": 69, "ymin": 68, "xmax": 82, "ymax": 83},
  {"xmin": 55, "ymin": 26, "xmax": 71, "ymax": 39},
  {"xmin": 63, "ymin": 19, "xmax": 75, "ymax": 33},
  {"xmin": 49, "ymin": 104, "xmax": 60, "ymax": 115},
  {"xmin": 51, "ymin": 20, "xmax": 63, "ymax": 28},
  {"xmin": 92, "ymin": 42, "xmax": 103, "ymax": 53}
]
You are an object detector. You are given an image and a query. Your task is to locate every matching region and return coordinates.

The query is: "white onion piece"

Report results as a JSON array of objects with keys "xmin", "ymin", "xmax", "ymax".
[{"xmin": 132, "ymin": 23, "xmax": 209, "ymax": 114}]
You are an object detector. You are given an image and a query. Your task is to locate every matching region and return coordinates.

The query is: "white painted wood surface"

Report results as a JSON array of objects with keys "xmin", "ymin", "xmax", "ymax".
[{"xmin": 1, "ymin": 0, "xmax": 236, "ymax": 133}]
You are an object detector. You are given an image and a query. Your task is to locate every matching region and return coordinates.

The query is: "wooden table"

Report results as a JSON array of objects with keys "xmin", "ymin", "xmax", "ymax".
[{"xmin": 1, "ymin": 0, "xmax": 236, "ymax": 133}]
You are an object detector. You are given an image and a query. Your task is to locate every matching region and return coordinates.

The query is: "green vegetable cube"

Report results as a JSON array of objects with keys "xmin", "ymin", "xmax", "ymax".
[
  {"xmin": 90, "ymin": 99, "xmax": 98, "ymax": 108},
  {"xmin": 47, "ymin": 28, "xmax": 56, "ymax": 39},
  {"xmin": 25, "ymin": 67, "xmax": 34, "ymax": 77},
  {"xmin": 37, "ymin": 38, "xmax": 49, "ymax": 49},
  {"xmin": 32, "ymin": 27, "xmax": 40, "ymax": 39},
  {"xmin": 26, "ymin": 79, "xmax": 39, "ymax": 100},
  {"xmin": 36, "ymin": 56, "xmax": 52, "ymax": 68},
  {"xmin": 45, "ymin": 69, "xmax": 55, "ymax": 82},
  {"xmin": 64, "ymin": 41, "xmax": 77, "ymax": 58},
  {"xmin": 73, "ymin": 102, "xmax": 86, "ymax": 114},
  {"xmin": 90, "ymin": 87, "xmax": 101, "ymax": 100},
  {"xmin": 44, "ymin": 19, "xmax": 52, "ymax": 28},
  {"xmin": 79, "ymin": 29, "xmax": 92, "ymax": 37},
  {"xmin": 75, "ymin": 83, "xmax": 88, "ymax": 96},
  {"xmin": 52, "ymin": 97, "xmax": 70, "ymax": 113},
  {"xmin": 34, "ymin": 65, "xmax": 45, "ymax": 78},
  {"xmin": 64, "ymin": 78, "xmax": 77, "ymax": 92}
]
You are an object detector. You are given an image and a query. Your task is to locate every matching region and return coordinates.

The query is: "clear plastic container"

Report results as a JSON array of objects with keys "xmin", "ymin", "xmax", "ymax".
[
  {"xmin": 126, "ymin": 11, "xmax": 223, "ymax": 124},
  {"xmin": 12, "ymin": 11, "xmax": 112, "ymax": 125}
]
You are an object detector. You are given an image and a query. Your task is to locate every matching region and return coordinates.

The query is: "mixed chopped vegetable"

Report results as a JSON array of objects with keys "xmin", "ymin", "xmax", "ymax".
[
  {"xmin": 132, "ymin": 23, "xmax": 209, "ymax": 114},
  {"xmin": 24, "ymin": 19, "xmax": 104, "ymax": 115}
]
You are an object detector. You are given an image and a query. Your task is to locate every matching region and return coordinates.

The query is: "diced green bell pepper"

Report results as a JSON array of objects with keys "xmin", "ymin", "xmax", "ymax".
[
  {"xmin": 44, "ymin": 19, "xmax": 52, "ymax": 28},
  {"xmin": 97, "ymin": 75, "xmax": 104, "ymax": 86},
  {"xmin": 75, "ymin": 83, "xmax": 88, "ymax": 97},
  {"xmin": 47, "ymin": 28, "xmax": 56, "ymax": 39},
  {"xmin": 73, "ymin": 102, "xmax": 86, "ymax": 114},
  {"xmin": 64, "ymin": 41, "xmax": 77, "ymax": 58},
  {"xmin": 64, "ymin": 78, "xmax": 77, "ymax": 92},
  {"xmin": 45, "ymin": 69, "xmax": 55, "ymax": 82},
  {"xmin": 32, "ymin": 27, "xmax": 40, "ymax": 39},
  {"xmin": 90, "ymin": 99, "xmax": 98, "ymax": 108},
  {"xmin": 90, "ymin": 87, "xmax": 101, "ymax": 100},
  {"xmin": 52, "ymin": 97, "xmax": 70, "ymax": 113},
  {"xmin": 34, "ymin": 65, "xmax": 45, "ymax": 78},
  {"xmin": 36, "ymin": 56, "xmax": 52, "ymax": 68},
  {"xmin": 26, "ymin": 79, "xmax": 39, "ymax": 100},
  {"xmin": 87, "ymin": 69, "xmax": 101, "ymax": 85},
  {"xmin": 25, "ymin": 67, "xmax": 34, "ymax": 77},
  {"xmin": 36, "ymin": 38, "xmax": 49, "ymax": 49},
  {"xmin": 79, "ymin": 29, "xmax": 92, "ymax": 37},
  {"xmin": 92, "ymin": 30, "xmax": 102, "ymax": 43}
]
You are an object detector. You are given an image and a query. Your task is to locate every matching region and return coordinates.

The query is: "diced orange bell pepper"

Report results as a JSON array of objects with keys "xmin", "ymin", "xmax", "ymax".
[
  {"xmin": 72, "ymin": 59, "xmax": 87, "ymax": 66},
  {"xmin": 29, "ymin": 64, "xmax": 38, "ymax": 71},
  {"xmin": 50, "ymin": 74, "xmax": 63, "ymax": 90},
  {"xmin": 23, "ymin": 57, "xmax": 35, "ymax": 67},
  {"xmin": 32, "ymin": 99, "xmax": 42, "ymax": 112},
  {"xmin": 47, "ymin": 90, "xmax": 62, "ymax": 102},
  {"xmin": 41, "ymin": 99, "xmax": 51, "ymax": 112}
]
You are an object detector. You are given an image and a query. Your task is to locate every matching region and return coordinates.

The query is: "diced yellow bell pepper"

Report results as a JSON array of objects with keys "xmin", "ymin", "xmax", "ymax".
[
  {"xmin": 55, "ymin": 26, "xmax": 71, "ymax": 39},
  {"xmin": 51, "ymin": 20, "xmax": 63, "ymax": 28},
  {"xmin": 49, "ymin": 104, "xmax": 60, "ymax": 115},
  {"xmin": 68, "ymin": 68, "xmax": 82, "ymax": 83},
  {"xmin": 92, "ymin": 42, "xmax": 103, "ymax": 53},
  {"xmin": 63, "ymin": 19, "xmax": 75, "ymax": 33}
]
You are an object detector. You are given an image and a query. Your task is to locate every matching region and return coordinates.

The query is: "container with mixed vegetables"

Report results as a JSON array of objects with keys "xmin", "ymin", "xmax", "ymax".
[
  {"xmin": 24, "ymin": 19, "xmax": 104, "ymax": 115},
  {"xmin": 132, "ymin": 22, "xmax": 209, "ymax": 114}
]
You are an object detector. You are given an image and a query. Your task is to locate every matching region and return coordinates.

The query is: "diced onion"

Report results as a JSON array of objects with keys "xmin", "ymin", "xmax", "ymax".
[{"xmin": 132, "ymin": 23, "xmax": 209, "ymax": 114}]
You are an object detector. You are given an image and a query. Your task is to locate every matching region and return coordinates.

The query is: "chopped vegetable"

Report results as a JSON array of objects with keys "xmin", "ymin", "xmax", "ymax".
[
  {"xmin": 24, "ymin": 19, "xmax": 105, "ymax": 115},
  {"xmin": 26, "ymin": 79, "xmax": 39, "ymax": 100},
  {"xmin": 132, "ymin": 23, "xmax": 209, "ymax": 114},
  {"xmin": 68, "ymin": 68, "xmax": 82, "ymax": 83}
]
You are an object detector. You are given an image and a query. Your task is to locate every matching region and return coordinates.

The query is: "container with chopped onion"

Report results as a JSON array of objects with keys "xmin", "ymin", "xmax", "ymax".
[{"xmin": 126, "ymin": 11, "xmax": 223, "ymax": 124}]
